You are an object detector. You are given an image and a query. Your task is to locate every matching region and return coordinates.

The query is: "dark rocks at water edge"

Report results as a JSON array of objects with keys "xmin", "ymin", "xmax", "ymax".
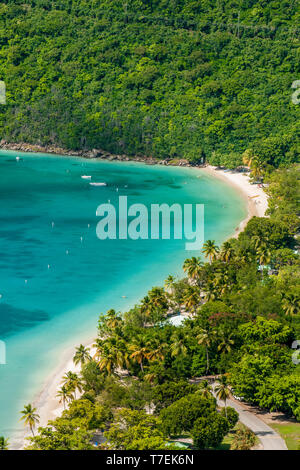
[{"xmin": 0, "ymin": 140, "xmax": 201, "ymax": 168}]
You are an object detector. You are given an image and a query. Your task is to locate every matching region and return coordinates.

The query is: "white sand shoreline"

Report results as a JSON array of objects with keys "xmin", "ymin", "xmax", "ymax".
[
  {"xmin": 201, "ymin": 165, "xmax": 268, "ymax": 237},
  {"xmin": 11, "ymin": 164, "xmax": 269, "ymax": 450}
]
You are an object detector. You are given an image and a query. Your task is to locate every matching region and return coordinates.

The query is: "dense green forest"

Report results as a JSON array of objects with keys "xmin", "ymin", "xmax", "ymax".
[{"xmin": 0, "ymin": 0, "xmax": 299, "ymax": 166}]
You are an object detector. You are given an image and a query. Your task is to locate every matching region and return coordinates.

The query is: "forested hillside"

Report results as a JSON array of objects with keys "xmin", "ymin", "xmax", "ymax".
[{"xmin": 0, "ymin": 0, "xmax": 299, "ymax": 166}]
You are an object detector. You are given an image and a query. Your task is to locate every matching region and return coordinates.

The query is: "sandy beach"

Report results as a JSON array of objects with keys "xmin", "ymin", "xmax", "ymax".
[
  {"xmin": 11, "ymin": 164, "xmax": 269, "ymax": 450},
  {"xmin": 201, "ymin": 165, "xmax": 268, "ymax": 236},
  {"xmin": 11, "ymin": 338, "xmax": 96, "ymax": 450}
]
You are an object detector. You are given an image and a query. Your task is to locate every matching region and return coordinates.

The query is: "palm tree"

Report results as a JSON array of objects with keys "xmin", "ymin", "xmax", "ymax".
[
  {"xmin": 203, "ymin": 281, "xmax": 217, "ymax": 302},
  {"xmin": 0, "ymin": 436, "xmax": 9, "ymax": 450},
  {"xmin": 20, "ymin": 404, "xmax": 40, "ymax": 436},
  {"xmin": 215, "ymin": 376, "xmax": 231, "ymax": 417},
  {"xmin": 140, "ymin": 296, "xmax": 153, "ymax": 322},
  {"xmin": 196, "ymin": 328, "xmax": 216, "ymax": 374},
  {"xmin": 97, "ymin": 350, "xmax": 118, "ymax": 375},
  {"xmin": 143, "ymin": 372, "xmax": 157, "ymax": 384},
  {"xmin": 242, "ymin": 150, "xmax": 264, "ymax": 182},
  {"xmin": 219, "ymin": 241, "xmax": 234, "ymax": 263},
  {"xmin": 182, "ymin": 285, "xmax": 200, "ymax": 315},
  {"xmin": 56, "ymin": 385, "xmax": 73, "ymax": 409},
  {"xmin": 170, "ymin": 330, "xmax": 188, "ymax": 358},
  {"xmin": 183, "ymin": 257, "xmax": 203, "ymax": 283},
  {"xmin": 256, "ymin": 245, "xmax": 271, "ymax": 278},
  {"xmin": 164, "ymin": 275, "xmax": 175, "ymax": 294},
  {"xmin": 73, "ymin": 344, "xmax": 91, "ymax": 366},
  {"xmin": 147, "ymin": 339, "xmax": 167, "ymax": 362},
  {"xmin": 202, "ymin": 240, "xmax": 219, "ymax": 264},
  {"xmin": 61, "ymin": 371, "xmax": 83, "ymax": 399},
  {"xmin": 114, "ymin": 338, "xmax": 131, "ymax": 371},
  {"xmin": 105, "ymin": 309, "xmax": 123, "ymax": 330},
  {"xmin": 217, "ymin": 332, "xmax": 235, "ymax": 355},
  {"xmin": 129, "ymin": 335, "xmax": 151, "ymax": 372},
  {"xmin": 251, "ymin": 235, "xmax": 263, "ymax": 252},
  {"xmin": 282, "ymin": 293, "xmax": 300, "ymax": 316},
  {"xmin": 199, "ymin": 380, "xmax": 212, "ymax": 399},
  {"xmin": 94, "ymin": 336, "xmax": 130, "ymax": 374},
  {"xmin": 148, "ymin": 287, "xmax": 168, "ymax": 310},
  {"xmin": 257, "ymin": 245, "xmax": 271, "ymax": 266}
]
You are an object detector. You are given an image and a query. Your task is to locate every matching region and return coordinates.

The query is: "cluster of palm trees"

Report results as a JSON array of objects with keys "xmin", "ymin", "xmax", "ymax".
[
  {"xmin": 56, "ymin": 345, "xmax": 92, "ymax": 408},
  {"xmin": 180, "ymin": 236, "xmax": 277, "ymax": 310},
  {"xmin": 93, "ymin": 325, "xmax": 185, "ymax": 379},
  {"xmin": 197, "ymin": 376, "xmax": 231, "ymax": 416},
  {"xmin": 19, "ymin": 344, "xmax": 92, "ymax": 437}
]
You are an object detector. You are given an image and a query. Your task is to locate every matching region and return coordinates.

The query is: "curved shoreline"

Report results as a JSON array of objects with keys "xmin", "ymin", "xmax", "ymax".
[
  {"xmin": 200, "ymin": 165, "xmax": 268, "ymax": 234},
  {"xmin": 6, "ymin": 153, "xmax": 268, "ymax": 449}
]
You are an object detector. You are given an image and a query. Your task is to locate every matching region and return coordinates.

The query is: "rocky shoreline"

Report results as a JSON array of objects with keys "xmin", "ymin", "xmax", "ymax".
[{"xmin": 0, "ymin": 140, "xmax": 198, "ymax": 168}]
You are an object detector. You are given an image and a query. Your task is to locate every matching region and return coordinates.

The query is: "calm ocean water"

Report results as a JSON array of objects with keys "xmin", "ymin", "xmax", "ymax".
[{"xmin": 0, "ymin": 150, "xmax": 246, "ymax": 437}]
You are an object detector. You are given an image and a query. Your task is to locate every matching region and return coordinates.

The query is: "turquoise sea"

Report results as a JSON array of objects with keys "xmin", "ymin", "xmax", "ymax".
[{"xmin": 0, "ymin": 150, "xmax": 247, "ymax": 438}]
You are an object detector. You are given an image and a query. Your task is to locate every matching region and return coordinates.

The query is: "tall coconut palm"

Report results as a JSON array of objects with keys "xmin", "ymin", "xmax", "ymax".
[
  {"xmin": 20, "ymin": 404, "xmax": 40, "ymax": 436},
  {"xmin": 170, "ymin": 330, "xmax": 188, "ymax": 358},
  {"xmin": 0, "ymin": 436, "xmax": 9, "ymax": 450},
  {"xmin": 183, "ymin": 257, "xmax": 203, "ymax": 282},
  {"xmin": 219, "ymin": 241, "xmax": 234, "ymax": 263},
  {"xmin": 105, "ymin": 309, "xmax": 123, "ymax": 331},
  {"xmin": 73, "ymin": 344, "xmax": 91, "ymax": 366},
  {"xmin": 148, "ymin": 287, "xmax": 168, "ymax": 311},
  {"xmin": 56, "ymin": 385, "xmax": 73, "ymax": 409},
  {"xmin": 140, "ymin": 295, "xmax": 152, "ymax": 319},
  {"xmin": 256, "ymin": 245, "xmax": 271, "ymax": 266},
  {"xmin": 115, "ymin": 338, "xmax": 131, "ymax": 371},
  {"xmin": 182, "ymin": 285, "xmax": 200, "ymax": 315},
  {"xmin": 251, "ymin": 235, "xmax": 263, "ymax": 252},
  {"xmin": 61, "ymin": 371, "xmax": 83, "ymax": 399},
  {"xmin": 217, "ymin": 332, "xmax": 235, "ymax": 355},
  {"xmin": 164, "ymin": 275, "xmax": 175, "ymax": 294},
  {"xmin": 97, "ymin": 349, "xmax": 118, "ymax": 375},
  {"xmin": 214, "ymin": 269, "xmax": 230, "ymax": 296},
  {"xmin": 203, "ymin": 281, "xmax": 217, "ymax": 302},
  {"xmin": 196, "ymin": 328, "xmax": 216, "ymax": 374},
  {"xmin": 147, "ymin": 339, "xmax": 168, "ymax": 362},
  {"xmin": 215, "ymin": 376, "xmax": 231, "ymax": 417},
  {"xmin": 129, "ymin": 335, "xmax": 151, "ymax": 372},
  {"xmin": 282, "ymin": 293, "xmax": 300, "ymax": 316},
  {"xmin": 242, "ymin": 150, "xmax": 264, "ymax": 181},
  {"xmin": 143, "ymin": 372, "xmax": 157, "ymax": 384},
  {"xmin": 202, "ymin": 240, "xmax": 219, "ymax": 264},
  {"xmin": 199, "ymin": 380, "xmax": 213, "ymax": 399}
]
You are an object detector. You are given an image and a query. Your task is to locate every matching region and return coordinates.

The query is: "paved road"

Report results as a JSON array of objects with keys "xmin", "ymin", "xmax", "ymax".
[{"xmin": 213, "ymin": 386, "xmax": 288, "ymax": 450}]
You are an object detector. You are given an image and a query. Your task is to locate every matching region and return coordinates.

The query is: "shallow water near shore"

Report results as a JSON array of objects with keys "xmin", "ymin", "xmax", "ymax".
[{"xmin": 0, "ymin": 150, "xmax": 246, "ymax": 437}]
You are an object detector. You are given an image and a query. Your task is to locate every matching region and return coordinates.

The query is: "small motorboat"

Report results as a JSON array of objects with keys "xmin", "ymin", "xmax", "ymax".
[
  {"xmin": 89, "ymin": 182, "xmax": 107, "ymax": 186},
  {"xmin": 81, "ymin": 175, "xmax": 92, "ymax": 179}
]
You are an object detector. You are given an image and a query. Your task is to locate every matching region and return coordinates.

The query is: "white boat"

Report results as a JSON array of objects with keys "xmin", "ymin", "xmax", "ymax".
[
  {"xmin": 81, "ymin": 175, "xmax": 92, "ymax": 179},
  {"xmin": 89, "ymin": 182, "xmax": 107, "ymax": 186}
]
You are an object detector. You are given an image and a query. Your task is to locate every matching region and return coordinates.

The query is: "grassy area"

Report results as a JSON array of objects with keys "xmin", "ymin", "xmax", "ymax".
[
  {"xmin": 271, "ymin": 423, "xmax": 300, "ymax": 450},
  {"xmin": 215, "ymin": 431, "xmax": 234, "ymax": 450}
]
